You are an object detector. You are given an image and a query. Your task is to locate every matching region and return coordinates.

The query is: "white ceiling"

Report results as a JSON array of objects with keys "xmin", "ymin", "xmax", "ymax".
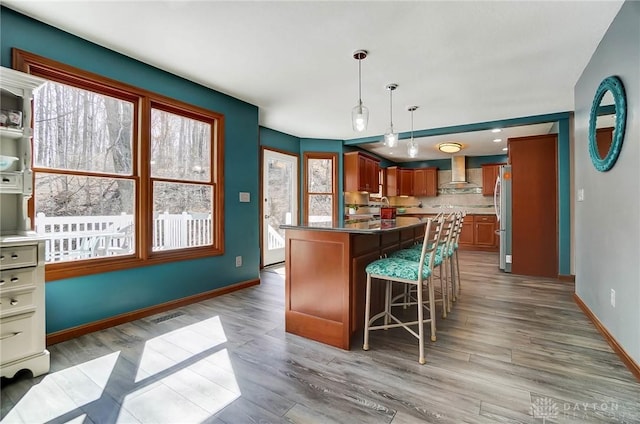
[{"xmin": 4, "ymin": 1, "xmax": 623, "ymax": 160}]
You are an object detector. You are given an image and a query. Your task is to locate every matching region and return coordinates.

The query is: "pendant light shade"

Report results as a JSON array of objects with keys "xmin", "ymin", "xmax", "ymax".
[
  {"xmin": 352, "ymin": 103, "xmax": 369, "ymax": 132},
  {"xmin": 407, "ymin": 106, "xmax": 419, "ymax": 158},
  {"xmin": 384, "ymin": 83, "xmax": 399, "ymax": 147},
  {"xmin": 352, "ymin": 50, "xmax": 369, "ymax": 132}
]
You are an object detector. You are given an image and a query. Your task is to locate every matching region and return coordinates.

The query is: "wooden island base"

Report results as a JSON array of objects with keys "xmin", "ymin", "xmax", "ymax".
[{"xmin": 283, "ymin": 218, "xmax": 426, "ymax": 350}]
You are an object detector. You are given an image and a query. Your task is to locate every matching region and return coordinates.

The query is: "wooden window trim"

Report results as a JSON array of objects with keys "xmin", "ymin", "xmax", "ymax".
[
  {"xmin": 303, "ymin": 152, "xmax": 338, "ymax": 225},
  {"xmin": 13, "ymin": 49, "xmax": 225, "ymax": 281}
]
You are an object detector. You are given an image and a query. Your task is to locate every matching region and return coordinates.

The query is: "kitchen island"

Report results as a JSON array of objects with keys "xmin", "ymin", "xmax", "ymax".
[{"xmin": 281, "ymin": 217, "xmax": 427, "ymax": 350}]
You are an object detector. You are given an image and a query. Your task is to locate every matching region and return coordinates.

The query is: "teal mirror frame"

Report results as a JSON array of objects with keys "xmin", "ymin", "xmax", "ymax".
[{"xmin": 588, "ymin": 76, "xmax": 627, "ymax": 172}]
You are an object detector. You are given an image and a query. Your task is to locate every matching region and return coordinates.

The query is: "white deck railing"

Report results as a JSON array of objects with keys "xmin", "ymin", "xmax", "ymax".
[
  {"xmin": 267, "ymin": 224, "xmax": 285, "ymax": 249},
  {"xmin": 35, "ymin": 212, "xmax": 212, "ymax": 262}
]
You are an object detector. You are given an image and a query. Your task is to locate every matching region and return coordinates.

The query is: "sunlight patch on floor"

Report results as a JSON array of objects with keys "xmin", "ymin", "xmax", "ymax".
[
  {"xmin": 3, "ymin": 352, "xmax": 119, "ymax": 423},
  {"xmin": 4, "ymin": 316, "xmax": 241, "ymax": 423}
]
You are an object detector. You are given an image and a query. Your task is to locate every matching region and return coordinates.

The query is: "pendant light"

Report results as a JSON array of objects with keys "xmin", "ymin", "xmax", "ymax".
[
  {"xmin": 407, "ymin": 106, "xmax": 419, "ymax": 158},
  {"xmin": 384, "ymin": 83, "xmax": 399, "ymax": 147},
  {"xmin": 351, "ymin": 50, "xmax": 369, "ymax": 132}
]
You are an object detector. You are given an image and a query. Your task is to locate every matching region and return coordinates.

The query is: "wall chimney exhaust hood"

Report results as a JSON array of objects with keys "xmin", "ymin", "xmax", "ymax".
[{"xmin": 449, "ymin": 155, "xmax": 468, "ymax": 184}]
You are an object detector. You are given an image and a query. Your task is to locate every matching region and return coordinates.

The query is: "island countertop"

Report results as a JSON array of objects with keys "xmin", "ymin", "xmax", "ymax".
[{"xmin": 280, "ymin": 216, "xmax": 426, "ymax": 234}]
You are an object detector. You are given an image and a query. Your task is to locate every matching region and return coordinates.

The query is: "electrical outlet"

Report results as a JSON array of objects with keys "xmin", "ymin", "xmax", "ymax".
[
  {"xmin": 610, "ymin": 289, "xmax": 615, "ymax": 307},
  {"xmin": 235, "ymin": 256, "xmax": 242, "ymax": 267},
  {"xmin": 505, "ymin": 255, "xmax": 512, "ymax": 264},
  {"xmin": 577, "ymin": 188, "xmax": 584, "ymax": 202}
]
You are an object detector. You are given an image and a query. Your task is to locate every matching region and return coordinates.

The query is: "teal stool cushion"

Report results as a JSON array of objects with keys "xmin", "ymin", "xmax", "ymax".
[
  {"xmin": 366, "ymin": 257, "xmax": 432, "ymax": 280},
  {"xmin": 388, "ymin": 249, "xmax": 443, "ymax": 266}
]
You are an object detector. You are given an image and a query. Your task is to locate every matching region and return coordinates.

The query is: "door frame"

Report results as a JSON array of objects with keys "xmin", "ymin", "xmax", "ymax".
[{"xmin": 260, "ymin": 146, "xmax": 300, "ymax": 268}]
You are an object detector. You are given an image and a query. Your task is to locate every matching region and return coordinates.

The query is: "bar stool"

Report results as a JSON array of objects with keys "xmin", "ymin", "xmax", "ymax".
[
  {"xmin": 388, "ymin": 213, "xmax": 455, "ymax": 317},
  {"xmin": 363, "ymin": 217, "xmax": 442, "ymax": 364}
]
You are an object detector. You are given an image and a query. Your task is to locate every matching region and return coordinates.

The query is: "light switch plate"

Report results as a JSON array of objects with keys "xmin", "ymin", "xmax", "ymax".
[
  {"xmin": 506, "ymin": 255, "xmax": 512, "ymax": 264},
  {"xmin": 577, "ymin": 188, "xmax": 584, "ymax": 202},
  {"xmin": 239, "ymin": 192, "xmax": 250, "ymax": 202}
]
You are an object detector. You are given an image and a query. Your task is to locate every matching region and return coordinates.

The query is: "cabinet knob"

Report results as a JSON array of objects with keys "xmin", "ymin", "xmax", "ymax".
[{"xmin": 10, "ymin": 299, "xmax": 19, "ymax": 306}]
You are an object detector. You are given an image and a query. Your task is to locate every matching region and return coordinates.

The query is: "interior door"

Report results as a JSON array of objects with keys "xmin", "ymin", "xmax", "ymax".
[{"xmin": 262, "ymin": 149, "xmax": 298, "ymax": 266}]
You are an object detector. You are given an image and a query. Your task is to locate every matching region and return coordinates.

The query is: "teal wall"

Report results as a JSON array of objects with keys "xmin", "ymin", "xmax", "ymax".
[
  {"xmin": 259, "ymin": 126, "xmax": 300, "ymax": 154},
  {"xmin": 1, "ymin": 7, "xmax": 260, "ymax": 334},
  {"xmin": 401, "ymin": 155, "xmax": 508, "ymax": 170}
]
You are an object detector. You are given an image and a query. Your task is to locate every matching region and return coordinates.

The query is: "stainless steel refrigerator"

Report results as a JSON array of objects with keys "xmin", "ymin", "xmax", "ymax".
[{"xmin": 494, "ymin": 165, "xmax": 512, "ymax": 272}]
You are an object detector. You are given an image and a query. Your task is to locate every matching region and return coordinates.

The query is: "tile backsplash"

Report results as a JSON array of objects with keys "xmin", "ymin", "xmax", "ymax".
[{"xmin": 391, "ymin": 168, "xmax": 495, "ymax": 215}]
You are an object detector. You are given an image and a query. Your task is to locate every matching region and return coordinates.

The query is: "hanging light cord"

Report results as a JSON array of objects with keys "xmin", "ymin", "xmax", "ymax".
[
  {"xmin": 389, "ymin": 89, "xmax": 394, "ymax": 128},
  {"xmin": 358, "ymin": 58, "xmax": 363, "ymax": 105},
  {"xmin": 410, "ymin": 107, "xmax": 414, "ymax": 139}
]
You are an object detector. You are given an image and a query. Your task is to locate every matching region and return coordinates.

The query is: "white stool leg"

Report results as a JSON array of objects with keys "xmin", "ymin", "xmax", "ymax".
[
  {"xmin": 384, "ymin": 280, "xmax": 392, "ymax": 327},
  {"xmin": 363, "ymin": 274, "xmax": 372, "ymax": 351},
  {"xmin": 440, "ymin": 262, "xmax": 447, "ymax": 318},
  {"xmin": 455, "ymin": 250, "xmax": 461, "ymax": 298},
  {"xmin": 417, "ymin": 282, "xmax": 425, "ymax": 365},
  {"xmin": 428, "ymin": 277, "xmax": 437, "ymax": 342}
]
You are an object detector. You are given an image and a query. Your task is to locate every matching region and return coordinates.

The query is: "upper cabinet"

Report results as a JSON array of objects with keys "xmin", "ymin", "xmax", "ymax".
[
  {"xmin": 413, "ymin": 167, "xmax": 438, "ymax": 197},
  {"xmin": 386, "ymin": 166, "xmax": 437, "ymax": 197},
  {"xmin": 0, "ymin": 67, "xmax": 46, "ymax": 235},
  {"xmin": 344, "ymin": 152, "xmax": 380, "ymax": 193},
  {"xmin": 481, "ymin": 163, "xmax": 504, "ymax": 196},
  {"xmin": 385, "ymin": 166, "xmax": 411, "ymax": 197}
]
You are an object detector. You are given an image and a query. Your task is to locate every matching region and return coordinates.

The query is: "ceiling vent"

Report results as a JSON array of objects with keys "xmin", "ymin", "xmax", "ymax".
[{"xmin": 450, "ymin": 156, "xmax": 468, "ymax": 184}]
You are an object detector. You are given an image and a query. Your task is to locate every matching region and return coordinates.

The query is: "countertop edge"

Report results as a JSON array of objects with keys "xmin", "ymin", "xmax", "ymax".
[{"xmin": 281, "ymin": 218, "xmax": 428, "ymax": 234}]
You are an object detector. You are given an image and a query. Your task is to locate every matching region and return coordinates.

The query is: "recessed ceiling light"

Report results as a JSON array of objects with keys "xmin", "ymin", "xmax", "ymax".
[
  {"xmin": 493, "ymin": 138, "xmax": 502, "ymax": 143},
  {"xmin": 502, "ymin": 147, "xmax": 508, "ymax": 151},
  {"xmin": 492, "ymin": 128, "xmax": 502, "ymax": 133}
]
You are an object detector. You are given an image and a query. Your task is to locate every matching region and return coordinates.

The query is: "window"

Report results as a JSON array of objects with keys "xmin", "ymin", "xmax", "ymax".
[
  {"xmin": 303, "ymin": 152, "xmax": 338, "ymax": 226},
  {"xmin": 15, "ymin": 50, "xmax": 224, "ymax": 280}
]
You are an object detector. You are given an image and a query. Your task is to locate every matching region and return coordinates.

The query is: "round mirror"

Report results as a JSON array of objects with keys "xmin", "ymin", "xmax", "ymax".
[{"xmin": 589, "ymin": 76, "xmax": 626, "ymax": 172}]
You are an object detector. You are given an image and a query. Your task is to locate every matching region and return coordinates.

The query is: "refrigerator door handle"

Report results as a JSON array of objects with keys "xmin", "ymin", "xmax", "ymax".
[{"xmin": 494, "ymin": 174, "xmax": 501, "ymax": 222}]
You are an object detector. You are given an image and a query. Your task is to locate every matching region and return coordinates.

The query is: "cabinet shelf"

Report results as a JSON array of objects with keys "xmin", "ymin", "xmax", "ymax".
[{"xmin": 0, "ymin": 127, "xmax": 24, "ymax": 140}]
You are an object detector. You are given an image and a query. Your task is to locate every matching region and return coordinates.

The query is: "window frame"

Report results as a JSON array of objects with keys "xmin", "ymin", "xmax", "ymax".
[
  {"xmin": 14, "ymin": 49, "xmax": 225, "ymax": 281},
  {"xmin": 303, "ymin": 152, "xmax": 338, "ymax": 226}
]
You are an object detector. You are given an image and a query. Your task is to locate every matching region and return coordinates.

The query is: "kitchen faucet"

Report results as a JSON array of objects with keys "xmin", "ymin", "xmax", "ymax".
[{"xmin": 380, "ymin": 196, "xmax": 390, "ymax": 206}]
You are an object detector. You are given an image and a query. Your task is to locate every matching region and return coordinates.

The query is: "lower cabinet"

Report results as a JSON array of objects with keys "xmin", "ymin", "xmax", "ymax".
[
  {"xmin": 0, "ymin": 239, "xmax": 49, "ymax": 379},
  {"xmin": 458, "ymin": 215, "xmax": 498, "ymax": 251}
]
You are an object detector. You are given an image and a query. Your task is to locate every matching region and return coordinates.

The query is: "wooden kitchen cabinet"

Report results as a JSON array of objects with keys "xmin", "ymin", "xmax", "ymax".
[
  {"xmin": 344, "ymin": 152, "xmax": 380, "ymax": 192},
  {"xmin": 399, "ymin": 169, "xmax": 413, "ymax": 196},
  {"xmin": 385, "ymin": 166, "xmax": 413, "ymax": 196},
  {"xmin": 458, "ymin": 215, "xmax": 498, "ymax": 251},
  {"xmin": 458, "ymin": 218, "xmax": 475, "ymax": 246},
  {"xmin": 474, "ymin": 215, "xmax": 496, "ymax": 247},
  {"xmin": 481, "ymin": 163, "xmax": 504, "ymax": 196},
  {"xmin": 413, "ymin": 167, "xmax": 438, "ymax": 197}
]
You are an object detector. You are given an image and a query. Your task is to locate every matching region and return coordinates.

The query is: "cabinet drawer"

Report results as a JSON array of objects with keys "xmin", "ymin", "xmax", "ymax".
[
  {"xmin": 475, "ymin": 215, "xmax": 496, "ymax": 223},
  {"xmin": 0, "ymin": 312, "xmax": 40, "ymax": 365},
  {"xmin": 0, "ymin": 172, "xmax": 23, "ymax": 194},
  {"xmin": 0, "ymin": 267, "xmax": 36, "ymax": 293},
  {"xmin": 0, "ymin": 245, "xmax": 38, "ymax": 270},
  {"xmin": 0, "ymin": 289, "xmax": 35, "ymax": 317}
]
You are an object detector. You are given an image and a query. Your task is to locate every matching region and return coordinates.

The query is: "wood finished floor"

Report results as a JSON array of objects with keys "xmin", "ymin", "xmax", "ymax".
[{"xmin": 1, "ymin": 251, "xmax": 639, "ymax": 423}]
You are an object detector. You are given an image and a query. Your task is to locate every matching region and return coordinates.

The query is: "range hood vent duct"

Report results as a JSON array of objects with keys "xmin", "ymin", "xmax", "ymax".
[{"xmin": 449, "ymin": 155, "xmax": 468, "ymax": 184}]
